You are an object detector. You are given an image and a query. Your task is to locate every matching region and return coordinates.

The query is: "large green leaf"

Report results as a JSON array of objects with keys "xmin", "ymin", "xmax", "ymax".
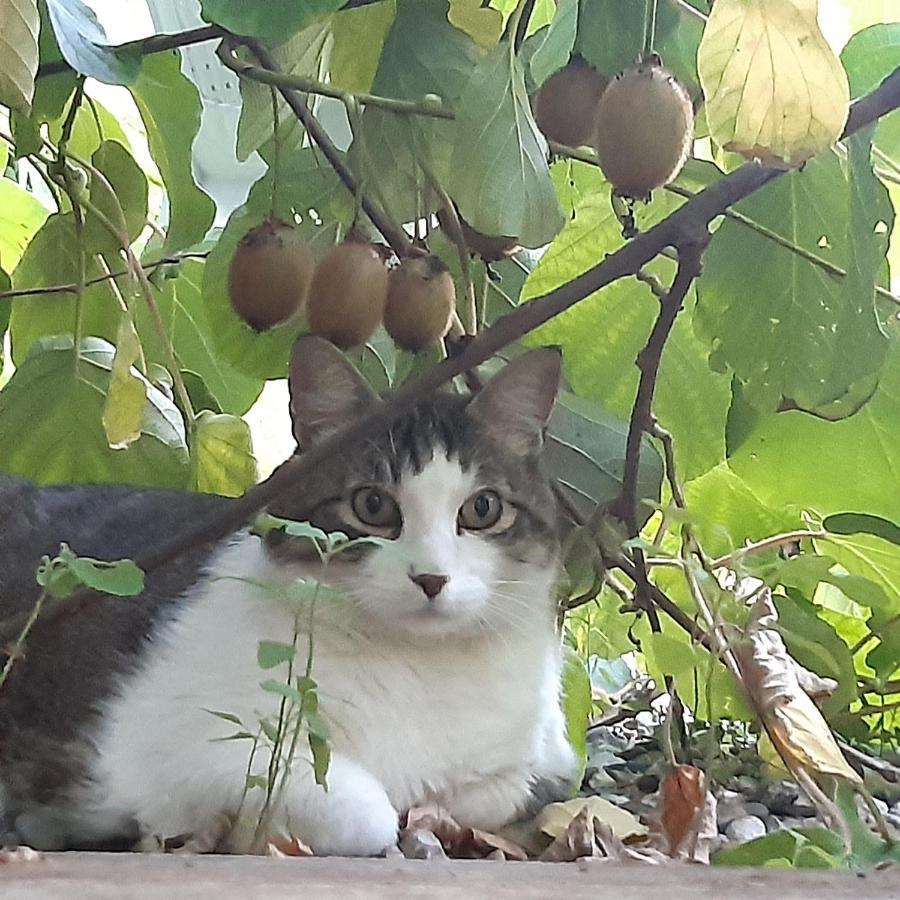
[
  {"xmin": 83, "ymin": 139, "xmax": 148, "ymax": 257},
  {"xmin": 9, "ymin": 212, "xmax": 120, "ymax": 364},
  {"xmin": 130, "ymin": 52, "xmax": 215, "ymax": 254},
  {"xmin": 522, "ymin": 190, "xmax": 732, "ymax": 481},
  {"xmin": 546, "ymin": 389, "xmax": 663, "ymax": 522},
  {"xmin": 329, "ymin": 1, "xmax": 395, "ymax": 93},
  {"xmin": 138, "ymin": 260, "xmax": 262, "ymax": 417},
  {"xmin": 349, "ymin": 0, "xmax": 480, "ymax": 225},
  {"xmin": 728, "ymin": 343, "xmax": 900, "ymax": 523},
  {"xmin": 200, "ymin": 0, "xmax": 343, "ymax": 40},
  {"xmin": 202, "ymin": 148, "xmax": 352, "ymax": 380},
  {"xmin": 522, "ymin": 0, "xmax": 577, "ymax": 88},
  {"xmin": 695, "ymin": 139, "xmax": 892, "ymax": 411},
  {"xmin": 447, "ymin": 39, "xmax": 563, "ymax": 248},
  {"xmin": 0, "ymin": 0, "xmax": 39, "ymax": 113},
  {"xmin": 45, "ymin": 0, "xmax": 140, "ymax": 84},
  {"xmin": 46, "ymin": 92, "xmax": 129, "ymax": 159},
  {"xmin": 193, "ymin": 410, "xmax": 257, "ymax": 498},
  {"xmin": 841, "ymin": 24, "xmax": 900, "ymax": 170},
  {"xmin": 574, "ymin": 0, "xmax": 703, "ymax": 93},
  {"xmin": 0, "ymin": 336, "xmax": 188, "ymax": 487},
  {"xmin": 236, "ymin": 21, "xmax": 332, "ymax": 162},
  {"xmin": 0, "ymin": 177, "xmax": 49, "ymax": 271}
]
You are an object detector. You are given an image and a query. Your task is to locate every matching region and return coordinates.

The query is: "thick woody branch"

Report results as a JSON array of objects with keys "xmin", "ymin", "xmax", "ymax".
[{"xmin": 2, "ymin": 67, "xmax": 900, "ymax": 646}]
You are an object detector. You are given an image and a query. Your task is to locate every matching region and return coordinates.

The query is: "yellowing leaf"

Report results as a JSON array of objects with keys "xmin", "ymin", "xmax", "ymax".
[
  {"xmin": 536, "ymin": 796, "xmax": 647, "ymax": 840},
  {"xmin": 0, "ymin": 0, "xmax": 40, "ymax": 113},
  {"xmin": 102, "ymin": 314, "xmax": 147, "ymax": 450},
  {"xmin": 193, "ymin": 410, "xmax": 257, "ymax": 497},
  {"xmin": 698, "ymin": 0, "xmax": 850, "ymax": 166},
  {"xmin": 448, "ymin": 0, "xmax": 503, "ymax": 49}
]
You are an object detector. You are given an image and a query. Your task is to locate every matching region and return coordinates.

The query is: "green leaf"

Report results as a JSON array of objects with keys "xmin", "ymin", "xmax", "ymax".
[
  {"xmin": 546, "ymin": 388, "xmax": 663, "ymax": 522},
  {"xmin": 308, "ymin": 731, "xmax": 330, "ymax": 786},
  {"xmin": 259, "ymin": 679, "xmax": 304, "ymax": 704},
  {"xmin": 522, "ymin": 190, "xmax": 731, "ymax": 481},
  {"xmin": 447, "ymin": 40, "xmax": 562, "ymax": 248},
  {"xmin": 202, "ymin": 148, "xmax": 351, "ymax": 380},
  {"xmin": 9, "ymin": 213, "xmax": 120, "ymax": 364},
  {"xmin": 523, "ymin": 0, "xmax": 577, "ymax": 88},
  {"xmin": 0, "ymin": 177, "xmax": 49, "ymax": 271},
  {"xmin": 448, "ymin": 0, "xmax": 503, "ymax": 49},
  {"xmin": 305, "ymin": 710, "xmax": 330, "ymax": 742},
  {"xmin": 841, "ymin": 24, "xmax": 900, "ymax": 169},
  {"xmin": 256, "ymin": 640, "xmax": 296, "ymax": 670},
  {"xmin": 0, "ymin": 0, "xmax": 39, "ymax": 113},
  {"xmin": 329, "ymin": 1, "xmax": 395, "ymax": 93},
  {"xmin": 45, "ymin": 0, "xmax": 140, "ymax": 84},
  {"xmin": 349, "ymin": 0, "xmax": 480, "ymax": 225},
  {"xmin": 560, "ymin": 646, "xmax": 590, "ymax": 779},
  {"xmin": 130, "ymin": 52, "xmax": 215, "ymax": 254},
  {"xmin": 695, "ymin": 142, "xmax": 892, "ymax": 411},
  {"xmin": 84, "ymin": 140, "xmax": 148, "ymax": 256},
  {"xmin": 0, "ymin": 336, "xmax": 189, "ymax": 487},
  {"xmin": 137, "ymin": 260, "xmax": 262, "ymax": 417},
  {"xmin": 712, "ymin": 827, "xmax": 846, "ymax": 869},
  {"xmin": 824, "ymin": 513, "xmax": 900, "ymax": 547},
  {"xmin": 245, "ymin": 774, "xmax": 268, "ymax": 791},
  {"xmin": 200, "ymin": 0, "xmax": 343, "ymax": 40},
  {"xmin": 236, "ymin": 22, "xmax": 331, "ymax": 162},
  {"xmin": 204, "ymin": 708, "xmax": 245, "ymax": 727},
  {"xmin": 728, "ymin": 344, "xmax": 900, "ymax": 523},
  {"xmin": 102, "ymin": 313, "xmax": 146, "ymax": 450},
  {"xmin": 193, "ymin": 410, "xmax": 257, "ymax": 498},
  {"xmin": 47, "ymin": 92, "xmax": 129, "ymax": 160},
  {"xmin": 66, "ymin": 554, "xmax": 144, "ymax": 596}
]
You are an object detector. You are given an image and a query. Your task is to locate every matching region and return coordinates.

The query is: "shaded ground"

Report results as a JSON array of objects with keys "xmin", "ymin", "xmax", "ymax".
[{"xmin": 1, "ymin": 853, "xmax": 897, "ymax": 900}]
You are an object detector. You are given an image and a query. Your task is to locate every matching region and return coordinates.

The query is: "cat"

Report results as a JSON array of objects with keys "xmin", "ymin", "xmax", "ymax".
[{"xmin": 0, "ymin": 336, "xmax": 578, "ymax": 856}]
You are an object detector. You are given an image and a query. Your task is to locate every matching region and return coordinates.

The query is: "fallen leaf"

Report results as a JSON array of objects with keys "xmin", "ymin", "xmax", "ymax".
[
  {"xmin": 658, "ymin": 765, "xmax": 706, "ymax": 855},
  {"xmin": 266, "ymin": 835, "xmax": 314, "ymax": 858},
  {"xmin": 402, "ymin": 804, "xmax": 528, "ymax": 860},
  {"xmin": 536, "ymin": 796, "xmax": 647, "ymax": 841},
  {"xmin": 736, "ymin": 591, "xmax": 862, "ymax": 785},
  {"xmin": 540, "ymin": 809, "xmax": 668, "ymax": 864},
  {"xmin": 0, "ymin": 845, "xmax": 41, "ymax": 864}
]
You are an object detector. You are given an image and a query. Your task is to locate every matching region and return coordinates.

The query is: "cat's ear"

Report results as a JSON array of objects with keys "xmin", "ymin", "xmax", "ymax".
[
  {"xmin": 469, "ymin": 347, "xmax": 562, "ymax": 455},
  {"xmin": 289, "ymin": 336, "xmax": 379, "ymax": 449}
]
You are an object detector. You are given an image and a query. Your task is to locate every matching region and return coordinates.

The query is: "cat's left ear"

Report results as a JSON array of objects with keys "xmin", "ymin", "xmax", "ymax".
[
  {"xmin": 289, "ymin": 336, "xmax": 379, "ymax": 449},
  {"xmin": 469, "ymin": 347, "xmax": 562, "ymax": 455}
]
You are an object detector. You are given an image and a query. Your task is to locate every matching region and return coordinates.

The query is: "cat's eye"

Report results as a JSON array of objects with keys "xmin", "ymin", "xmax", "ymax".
[
  {"xmin": 351, "ymin": 487, "xmax": 401, "ymax": 529},
  {"xmin": 458, "ymin": 490, "xmax": 503, "ymax": 530}
]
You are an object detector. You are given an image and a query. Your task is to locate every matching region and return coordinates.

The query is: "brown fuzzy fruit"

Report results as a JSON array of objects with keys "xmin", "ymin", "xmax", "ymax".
[
  {"xmin": 436, "ymin": 206, "xmax": 521, "ymax": 262},
  {"xmin": 533, "ymin": 60, "xmax": 608, "ymax": 148},
  {"xmin": 593, "ymin": 61, "xmax": 693, "ymax": 198},
  {"xmin": 384, "ymin": 256, "xmax": 455, "ymax": 352},
  {"xmin": 228, "ymin": 218, "xmax": 314, "ymax": 332},
  {"xmin": 305, "ymin": 241, "xmax": 389, "ymax": 349}
]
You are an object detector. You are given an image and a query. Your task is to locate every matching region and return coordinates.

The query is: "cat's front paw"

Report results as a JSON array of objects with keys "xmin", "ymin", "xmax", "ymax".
[{"xmin": 284, "ymin": 756, "xmax": 399, "ymax": 857}]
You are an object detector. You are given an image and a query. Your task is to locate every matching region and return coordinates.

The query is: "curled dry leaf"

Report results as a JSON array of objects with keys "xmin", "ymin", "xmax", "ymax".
[
  {"xmin": 540, "ymin": 808, "xmax": 668, "ymax": 864},
  {"xmin": 735, "ymin": 591, "xmax": 861, "ymax": 785},
  {"xmin": 402, "ymin": 804, "xmax": 528, "ymax": 861},
  {"xmin": 654, "ymin": 765, "xmax": 718, "ymax": 863},
  {"xmin": 536, "ymin": 796, "xmax": 647, "ymax": 841},
  {"xmin": 266, "ymin": 835, "xmax": 315, "ymax": 858}
]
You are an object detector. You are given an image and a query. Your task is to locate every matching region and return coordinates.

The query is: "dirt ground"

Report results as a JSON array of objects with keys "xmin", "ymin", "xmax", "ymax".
[{"xmin": 0, "ymin": 852, "xmax": 896, "ymax": 899}]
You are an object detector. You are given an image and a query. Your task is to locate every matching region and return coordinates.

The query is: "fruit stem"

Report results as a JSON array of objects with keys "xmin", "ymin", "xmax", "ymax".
[{"xmin": 642, "ymin": 0, "xmax": 660, "ymax": 58}]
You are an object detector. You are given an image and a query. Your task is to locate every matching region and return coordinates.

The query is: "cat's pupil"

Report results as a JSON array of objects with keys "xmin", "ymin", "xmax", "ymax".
[
  {"xmin": 474, "ymin": 494, "xmax": 491, "ymax": 518},
  {"xmin": 365, "ymin": 491, "xmax": 383, "ymax": 515}
]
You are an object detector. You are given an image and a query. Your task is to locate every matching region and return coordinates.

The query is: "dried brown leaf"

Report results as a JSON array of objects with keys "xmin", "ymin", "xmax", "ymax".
[
  {"xmin": 401, "ymin": 804, "xmax": 528, "ymax": 860},
  {"xmin": 659, "ymin": 765, "xmax": 707, "ymax": 854},
  {"xmin": 536, "ymin": 796, "xmax": 647, "ymax": 841},
  {"xmin": 266, "ymin": 835, "xmax": 314, "ymax": 857}
]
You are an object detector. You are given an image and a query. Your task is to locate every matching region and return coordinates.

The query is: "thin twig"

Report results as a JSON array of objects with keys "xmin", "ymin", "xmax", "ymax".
[
  {"xmin": 2, "ymin": 66, "xmax": 899, "ymax": 647},
  {"xmin": 710, "ymin": 530, "xmax": 827, "ymax": 569}
]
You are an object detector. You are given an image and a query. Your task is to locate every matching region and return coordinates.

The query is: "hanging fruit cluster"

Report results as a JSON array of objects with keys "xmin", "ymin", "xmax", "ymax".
[
  {"xmin": 228, "ymin": 222, "xmax": 455, "ymax": 353},
  {"xmin": 533, "ymin": 53, "xmax": 694, "ymax": 199}
]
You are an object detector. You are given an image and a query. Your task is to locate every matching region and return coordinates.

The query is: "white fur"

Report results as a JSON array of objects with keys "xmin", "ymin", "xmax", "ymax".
[{"xmin": 80, "ymin": 454, "xmax": 576, "ymax": 855}]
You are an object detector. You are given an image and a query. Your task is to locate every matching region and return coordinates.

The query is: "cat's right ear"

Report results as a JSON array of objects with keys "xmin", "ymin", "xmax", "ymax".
[{"xmin": 289, "ymin": 336, "xmax": 379, "ymax": 449}]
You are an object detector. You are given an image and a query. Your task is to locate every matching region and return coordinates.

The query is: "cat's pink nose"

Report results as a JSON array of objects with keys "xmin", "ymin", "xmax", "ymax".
[{"xmin": 410, "ymin": 573, "xmax": 449, "ymax": 599}]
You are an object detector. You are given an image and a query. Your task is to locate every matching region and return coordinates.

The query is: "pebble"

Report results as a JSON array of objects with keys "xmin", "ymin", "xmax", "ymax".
[
  {"xmin": 716, "ymin": 796, "xmax": 748, "ymax": 828},
  {"xmin": 744, "ymin": 802, "xmax": 770, "ymax": 819},
  {"xmin": 764, "ymin": 780, "xmax": 800, "ymax": 815},
  {"xmin": 725, "ymin": 815, "xmax": 767, "ymax": 844},
  {"xmin": 399, "ymin": 829, "xmax": 447, "ymax": 861}
]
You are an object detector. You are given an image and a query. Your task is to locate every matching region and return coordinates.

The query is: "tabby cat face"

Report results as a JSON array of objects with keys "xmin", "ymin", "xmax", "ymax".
[{"xmin": 267, "ymin": 337, "xmax": 562, "ymax": 639}]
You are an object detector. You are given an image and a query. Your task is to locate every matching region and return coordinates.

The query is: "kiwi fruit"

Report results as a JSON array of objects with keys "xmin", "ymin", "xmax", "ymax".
[
  {"xmin": 533, "ymin": 59, "xmax": 608, "ymax": 148},
  {"xmin": 384, "ymin": 255, "xmax": 455, "ymax": 352},
  {"xmin": 305, "ymin": 241, "xmax": 389, "ymax": 349},
  {"xmin": 228, "ymin": 218, "xmax": 314, "ymax": 332},
  {"xmin": 593, "ymin": 59, "xmax": 694, "ymax": 198},
  {"xmin": 436, "ymin": 205, "xmax": 521, "ymax": 262}
]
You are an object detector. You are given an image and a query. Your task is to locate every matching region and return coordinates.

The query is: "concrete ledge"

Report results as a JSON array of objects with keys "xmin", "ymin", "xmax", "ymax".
[{"xmin": 0, "ymin": 852, "xmax": 894, "ymax": 899}]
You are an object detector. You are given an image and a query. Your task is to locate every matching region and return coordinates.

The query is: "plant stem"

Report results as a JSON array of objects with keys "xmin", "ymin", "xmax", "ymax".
[
  {"xmin": 0, "ymin": 591, "xmax": 48, "ymax": 690},
  {"xmin": 710, "ymin": 530, "xmax": 827, "ymax": 568}
]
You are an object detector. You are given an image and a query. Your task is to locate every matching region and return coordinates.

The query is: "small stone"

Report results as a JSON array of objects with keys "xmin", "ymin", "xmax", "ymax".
[
  {"xmin": 764, "ymin": 816, "xmax": 781, "ymax": 833},
  {"xmin": 636, "ymin": 773, "xmax": 659, "ymax": 794},
  {"xmin": 764, "ymin": 780, "xmax": 800, "ymax": 815},
  {"xmin": 725, "ymin": 815, "xmax": 767, "ymax": 844},
  {"xmin": 872, "ymin": 798, "xmax": 889, "ymax": 815},
  {"xmin": 744, "ymin": 802, "xmax": 770, "ymax": 819},
  {"xmin": 399, "ymin": 828, "xmax": 447, "ymax": 861},
  {"xmin": 789, "ymin": 801, "xmax": 815, "ymax": 818},
  {"xmin": 716, "ymin": 796, "xmax": 748, "ymax": 829}
]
